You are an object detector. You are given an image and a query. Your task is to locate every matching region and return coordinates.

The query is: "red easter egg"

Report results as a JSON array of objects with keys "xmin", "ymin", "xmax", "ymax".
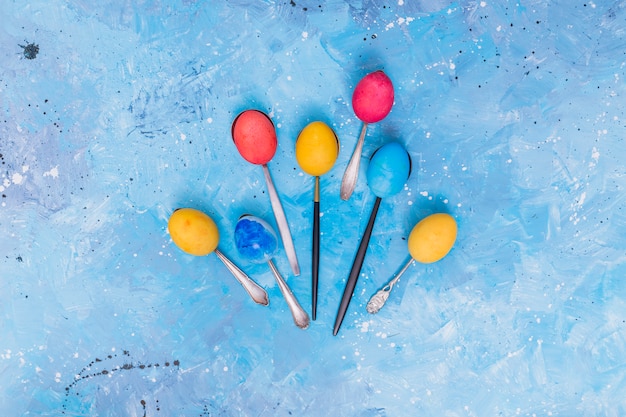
[
  {"xmin": 352, "ymin": 70, "xmax": 394, "ymax": 124},
  {"xmin": 231, "ymin": 110, "xmax": 278, "ymax": 165}
]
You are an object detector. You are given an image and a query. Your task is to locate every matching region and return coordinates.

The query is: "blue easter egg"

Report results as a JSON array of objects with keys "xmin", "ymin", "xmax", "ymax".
[
  {"xmin": 234, "ymin": 215, "xmax": 278, "ymax": 264},
  {"xmin": 366, "ymin": 142, "xmax": 411, "ymax": 198}
]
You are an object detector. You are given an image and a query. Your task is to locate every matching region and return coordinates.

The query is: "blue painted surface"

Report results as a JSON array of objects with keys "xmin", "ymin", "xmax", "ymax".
[
  {"xmin": 1, "ymin": 0, "xmax": 626, "ymax": 416},
  {"xmin": 366, "ymin": 142, "xmax": 411, "ymax": 198},
  {"xmin": 234, "ymin": 216, "xmax": 279, "ymax": 264}
]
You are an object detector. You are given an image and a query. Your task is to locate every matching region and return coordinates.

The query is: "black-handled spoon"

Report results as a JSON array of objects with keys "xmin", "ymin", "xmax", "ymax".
[{"xmin": 333, "ymin": 141, "xmax": 411, "ymax": 335}]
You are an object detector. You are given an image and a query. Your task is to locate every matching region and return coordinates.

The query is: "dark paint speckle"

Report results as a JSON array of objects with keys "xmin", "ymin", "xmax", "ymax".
[{"xmin": 19, "ymin": 41, "xmax": 39, "ymax": 59}]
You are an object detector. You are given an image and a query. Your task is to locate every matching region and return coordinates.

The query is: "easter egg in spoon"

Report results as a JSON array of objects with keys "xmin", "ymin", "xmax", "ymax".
[
  {"xmin": 234, "ymin": 214, "xmax": 310, "ymax": 329},
  {"xmin": 366, "ymin": 141, "xmax": 412, "ymax": 198},
  {"xmin": 232, "ymin": 109, "xmax": 277, "ymax": 165},
  {"xmin": 352, "ymin": 70, "xmax": 395, "ymax": 124},
  {"xmin": 234, "ymin": 215, "xmax": 279, "ymax": 264}
]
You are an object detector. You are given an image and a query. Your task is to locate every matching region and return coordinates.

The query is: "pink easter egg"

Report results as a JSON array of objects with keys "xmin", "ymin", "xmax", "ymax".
[
  {"xmin": 231, "ymin": 110, "xmax": 278, "ymax": 165},
  {"xmin": 351, "ymin": 70, "xmax": 394, "ymax": 124}
]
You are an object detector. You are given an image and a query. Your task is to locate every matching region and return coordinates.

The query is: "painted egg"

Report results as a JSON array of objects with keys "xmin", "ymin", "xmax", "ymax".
[
  {"xmin": 168, "ymin": 208, "xmax": 219, "ymax": 256},
  {"xmin": 232, "ymin": 110, "xmax": 277, "ymax": 165},
  {"xmin": 352, "ymin": 70, "xmax": 394, "ymax": 124},
  {"xmin": 295, "ymin": 121, "xmax": 340, "ymax": 177},
  {"xmin": 408, "ymin": 213, "xmax": 458, "ymax": 264},
  {"xmin": 366, "ymin": 142, "xmax": 411, "ymax": 198},
  {"xmin": 234, "ymin": 215, "xmax": 278, "ymax": 264}
]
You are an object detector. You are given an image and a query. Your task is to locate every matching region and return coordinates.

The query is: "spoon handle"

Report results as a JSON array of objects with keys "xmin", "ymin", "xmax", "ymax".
[
  {"xmin": 366, "ymin": 257, "xmax": 413, "ymax": 314},
  {"xmin": 268, "ymin": 259, "xmax": 310, "ymax": 329},
  {"xmin": 340, "ymin": 123, "xmax": 368, "ymax": 200},
  {"xmin": 312, "ymin": 176, "xmax": 320, "ymax": 320},
  {"xmin": 262, "ymin": 164, "xmax": 300, "ymax": 276},
  {"xmin": 333, "ymin": 196, "xmax": 382, "ymax": 335},
  {"xmin": 214, "ymin": 249, "xmax": 269, "ymax": 306}
]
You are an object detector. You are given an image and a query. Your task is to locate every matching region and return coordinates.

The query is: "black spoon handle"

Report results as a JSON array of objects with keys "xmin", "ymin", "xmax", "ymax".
[
  {"xmin": 312, "ymin": 199, "xmax": 320, "ymax": 320},
  {"xmin": 333, "ymin": 196, "xmax": 382, "ymax": 336}
]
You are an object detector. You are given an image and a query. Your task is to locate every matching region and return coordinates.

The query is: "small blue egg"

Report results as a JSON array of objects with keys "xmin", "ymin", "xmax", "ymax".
[
  {"xmin": 366, "ymin": 142, "xmax": 411, "ymax": 198},
  {"xmin": 234, "ymin": 215, "xmax": 278, "ymax": 264}
]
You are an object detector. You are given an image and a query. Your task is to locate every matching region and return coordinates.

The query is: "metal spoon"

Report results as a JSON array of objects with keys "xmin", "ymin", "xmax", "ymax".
[
  {"xmin": 366, "ymin": 257, "xmax": 413, "ymax": 314},
  {"xmin": 234, "ymin": 215, "xmax": 310, "ymax": 329},
  {"xmin": 232, "ymin": 109, "xmax": 300, "ymax": 276},
  {"xmin": 333, "ymin": 142, "xmax": 411, "ymax": 335}
]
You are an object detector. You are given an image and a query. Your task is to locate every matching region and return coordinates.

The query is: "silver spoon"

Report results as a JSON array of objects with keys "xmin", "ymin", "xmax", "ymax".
[
  {"xmin": 340, "ymin": 123, "xmax": 367, "ymax": 200},
  {"xmin": 366, "ymin": 257, "xmax": 413, "ymax": 314},
  {"xmin": 235, "ymin": 214, "xmax": 309, "ymax": 329}
]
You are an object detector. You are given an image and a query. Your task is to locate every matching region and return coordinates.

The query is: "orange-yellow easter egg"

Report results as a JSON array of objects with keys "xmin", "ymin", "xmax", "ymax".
[
  {"xmin": 168, "ymin": 208, "xmax": 219, "ymax": 256},
  {"xmin": 408, "ymin": 213, "xmax": 457, "ymax": 264},
  {"xmin": 295, "ymin": 121, "xmax": 339, "ymax": 177}
]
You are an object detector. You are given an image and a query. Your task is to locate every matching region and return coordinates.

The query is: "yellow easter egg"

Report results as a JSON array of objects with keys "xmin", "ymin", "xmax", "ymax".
[
  {"xmin": 295, "ymin": 121, "xmax": 339, "ymax": 177},
  {"xmin": 168, "ymin": 208, "xmax": 219, "ymax": 256},
  {"xmin": 408, "ymin": 213, "xmax": 457, "ymax": 264}
]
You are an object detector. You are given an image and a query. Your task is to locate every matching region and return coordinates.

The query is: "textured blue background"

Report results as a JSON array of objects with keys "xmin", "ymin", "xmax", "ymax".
[{"xmin": 2, "ymin": 0, "xmax": 626, "ymax": 416}]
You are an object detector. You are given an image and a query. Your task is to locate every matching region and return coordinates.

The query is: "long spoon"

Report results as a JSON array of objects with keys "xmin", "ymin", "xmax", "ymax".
[
  {"xmin": 167, "ymin": 208, "xmax": 269, "ymax": 306},
  {"xmin": 367, "ymin": 213, "xmax": 458, "ymax": 314},
  {"xmin": 333, "ymin": 142, "xmax": 411, "ymax": 335},
  {"xmin": 234, "ymin": 214, "xmax": 310, "ymax": 329},
  {"xmin": 295, "ymin": 121, "xmax": 340, "ymax": 320},
  {"xmin": 232, "ymin": 109, "xmax": 300, "ymax": 276},
  {"xmin": 340, "ymin": 70, "xmax": 394, "ymax": 200}
]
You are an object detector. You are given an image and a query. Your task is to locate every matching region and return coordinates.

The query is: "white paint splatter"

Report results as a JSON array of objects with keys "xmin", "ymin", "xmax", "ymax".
[
  {"xmin": 43, "ymin": 166, "xmax": 60, "ymax": 178},
  {"xmin": 12, "ymin": 173, "xmax": 24, "ymax": 185},
  {"xmin": 589, "ymin": 147, "xmax": 600, "ymax": 167},
  {"xmin": 360, "ymin": 321, "xmax": 370, "ymax": 332}
]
